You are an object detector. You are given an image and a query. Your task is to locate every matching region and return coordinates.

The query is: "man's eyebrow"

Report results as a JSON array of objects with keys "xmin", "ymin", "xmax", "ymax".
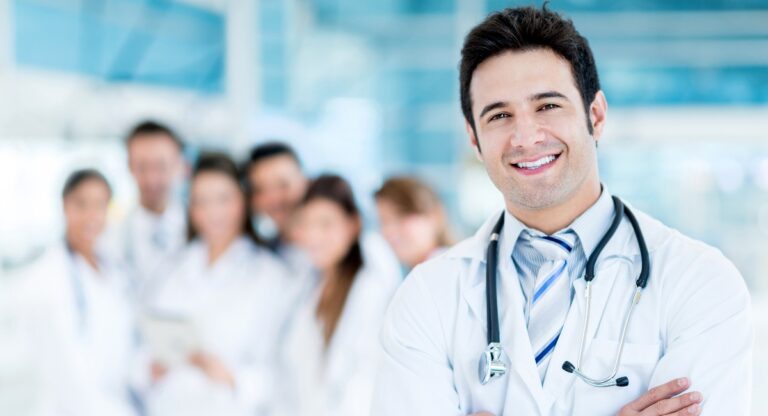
[
  {"xmin": 531, "ymin": 91, "xmax": 569, "ymax": 101},
  {"xmin": 478, "ymin": 101, "xmax": 507, "ymax": 119}
]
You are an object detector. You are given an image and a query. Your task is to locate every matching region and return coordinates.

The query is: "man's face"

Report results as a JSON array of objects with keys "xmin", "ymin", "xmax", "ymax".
[
  {"xmin": 127, "ymin": 134, "xmax": 183, "ymax": 210},
  {"xmin": 467, "ymin": 48, "xmax": 606, "ymax": 211},
  {"xmin": 247, "ymin": 155, "xmax": 307, "ymax": 234}
]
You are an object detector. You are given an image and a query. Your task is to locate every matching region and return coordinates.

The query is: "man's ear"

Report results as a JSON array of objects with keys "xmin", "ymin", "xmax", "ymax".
[
  {"xmin": 465, "ymin": 120, "xmax": 483, "ymax": 161},
  {"xmin": 589, "ymin": 90, "xmax": 608, "ymax": 143}
]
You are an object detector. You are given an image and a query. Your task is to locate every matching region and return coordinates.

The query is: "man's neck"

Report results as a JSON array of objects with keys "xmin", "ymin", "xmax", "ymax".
[
  {"xmin": 141, "ymin": 199, "xmax": 168, "ymax": 216},
  {"xmin": 506, "ymin": 181, "xmax": 601, "ymax": 235},
  {"xmin": 207, "ymin": 235, "xmax": 238, "ymax": 266}
]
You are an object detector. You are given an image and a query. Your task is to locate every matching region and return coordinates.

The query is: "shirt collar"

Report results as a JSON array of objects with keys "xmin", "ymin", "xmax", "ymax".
[
  {"xmin": 568, "ymin": 186, "xmax": 614, "ymax": 259},
  {"xmin": 138, "ymin": 201, "xmax": 184, "ymax": 222},
  {"xmin": 501, "ymin": 185, "xmax": 614, "ymax": 259}
]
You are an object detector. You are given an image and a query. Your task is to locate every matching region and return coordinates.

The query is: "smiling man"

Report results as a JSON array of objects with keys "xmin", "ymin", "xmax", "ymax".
[{"xmin": 371, "ymin": 6, "xmax": 752, "ymax": 416}]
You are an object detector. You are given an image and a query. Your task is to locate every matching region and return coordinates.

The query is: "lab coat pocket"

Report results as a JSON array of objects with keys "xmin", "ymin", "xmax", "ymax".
[{"xmin": 571, "ymin": 339, "xmax": 660, "ymax": 416}]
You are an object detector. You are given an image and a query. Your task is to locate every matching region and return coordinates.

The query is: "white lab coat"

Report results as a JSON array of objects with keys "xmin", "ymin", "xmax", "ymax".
[
  {"xmin": 14, "ymin": 242, "xmax": 137, "ymax": 416},
  {"xmin": 140, "ymin": 236, "xmax": 296, "ymax": 416},
  {"xmin": 373, "ymin": 207, "xmax": 753, "ymax": 415},
  {"xmin": 275, "ymin": 261, "xmax": 400, "ymax": 416},
  {"xmin": 104, "ymin": 203, "xmax": 186, "ymax": 295}
]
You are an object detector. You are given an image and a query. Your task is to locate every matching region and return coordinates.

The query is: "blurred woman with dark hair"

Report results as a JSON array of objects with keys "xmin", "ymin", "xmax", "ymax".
[
  {"xmin": 140, "ymin": 152, "xmax": 294, "ymax": 416},
  {"xmin": 17, "ymin": 168, "xmax": 137, "ymax": 416},
  {"xmin": 275, "ymin": 174, "xmax": 399, "ymax": 416},
  {"xmin": 374, "ymin": 176, "xmax": 454, "ymax": 270}
]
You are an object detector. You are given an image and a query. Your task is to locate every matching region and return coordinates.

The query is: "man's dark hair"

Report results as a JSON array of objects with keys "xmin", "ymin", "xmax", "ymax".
[
  {"xmin": 246, "ymin": 141, "xmax": 301, "ymax": 171},
  {"xmin": 125, "ymin": 120, "xmax": 184, "ymax": 150},
  {"xmin": 459, "ymin": 5, "xmax": 600, "ymax": 135}
]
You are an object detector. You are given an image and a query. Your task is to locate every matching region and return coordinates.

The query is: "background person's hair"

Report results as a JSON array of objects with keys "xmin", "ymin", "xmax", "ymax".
[
  {"xmin": 243, "ymin": 141, "xmax": 303, "ymax": 195},
  {"xmin": 245, "ymin": 141, "xmax": 301, "ymax": 171},
  {"xmin": 459, "ymin": 5, "xmax": 601, "ymax": 136},
  {"xmin": 187, "ymin": 152, "xmax": 262, "ymax": 245},
  {"xmin": 125, "ymin": 120, "xmax": 184, "ymax": 151},
  {"xmin": 62, "ymin": 168, "xmax": 112, "ymax": 199},
  {"xmin": 300, "ymin": 173, "xmax": 363, "ymax": 346},
  {"xmin": 374, "ymin": 176, "xmax": 454, "ymax": 247}
]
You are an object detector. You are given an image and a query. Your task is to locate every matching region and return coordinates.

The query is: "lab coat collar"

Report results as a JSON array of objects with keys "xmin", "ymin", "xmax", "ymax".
[
  {"xmin": 569, "ymin": 186, "xmax": 615, "ymax": 260},
  {"xmin": 443, "ymin": 210, "xmax": 504, "ymax": 264}
]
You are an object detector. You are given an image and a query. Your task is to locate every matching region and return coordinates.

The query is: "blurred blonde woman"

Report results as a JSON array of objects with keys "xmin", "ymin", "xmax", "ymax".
[
  {"xmin": 276, "ymin": 174, "xmax": 399, "ymax": 416},
  {"xmin": 374, "ymin": 176, "xmax": 454, "ymax": 269}
]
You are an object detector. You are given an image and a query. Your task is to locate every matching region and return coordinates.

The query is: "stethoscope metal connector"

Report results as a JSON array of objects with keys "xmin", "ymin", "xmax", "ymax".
[{"xmin": 479, "ymin": 342, "xmax": 507, "ymax": 385}]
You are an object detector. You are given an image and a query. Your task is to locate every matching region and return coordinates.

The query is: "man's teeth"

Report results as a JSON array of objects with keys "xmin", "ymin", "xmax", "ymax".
[{"xmin": 515, "ymin": 155, "xmax": 556, "ymax": 169}]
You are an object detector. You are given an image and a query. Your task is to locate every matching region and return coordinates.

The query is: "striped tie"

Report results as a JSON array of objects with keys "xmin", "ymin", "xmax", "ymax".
[{"xmin": 525, "ymin": 231, "xmax": 576, "ymax": 381}]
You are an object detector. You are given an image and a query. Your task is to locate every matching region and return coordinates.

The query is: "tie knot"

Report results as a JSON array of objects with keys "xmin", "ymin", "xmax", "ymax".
[{"xmin": 527, "ymin": 230, "xmax": 575, "ymax": 262}]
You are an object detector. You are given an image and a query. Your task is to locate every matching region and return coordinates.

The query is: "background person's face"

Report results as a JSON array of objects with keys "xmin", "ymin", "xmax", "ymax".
[
  {"xmin": 294, "ymin": 199, "xmax": 359, "ymax": 272},
  {"xmin": 248, "ymin": 155, "xmax": 307, "ymax": 234},
  {"xmin": 63, "ymin": 180, "xmax": 110, "ymax": 249},
  {"xmin": 127, "ymin": 134, "xmax": 184, "ymax": 210},
  {"xmin": 376, "ymin": 199, "xmax": 438, "ymax": 267},
  {"xmin": 189, "ymin": 172, "xmax": 245, "ymax": 246},
  {"xmin": 468, "ymin": 48, "xmax": 604, "ymax": 211}
]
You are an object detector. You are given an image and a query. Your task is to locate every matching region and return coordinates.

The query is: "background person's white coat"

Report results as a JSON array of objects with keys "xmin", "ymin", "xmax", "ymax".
[
  {"xmin": 140, "ymin": 236, "xmax": 296, "ymax": 416},
  {"xmin": 15, "ymin": 242, "xmax": 138, "ymax": 416},
  {"xmin": 372, "ymin": 207, "xmax": 753, "ymax": 416},
  {"xmin": 275, "ymin": 259, "xmax": 399, "ymax": 416},
  {"xmin": 103, "ymin": 203, "xmax": 187, "ymax": 295}
]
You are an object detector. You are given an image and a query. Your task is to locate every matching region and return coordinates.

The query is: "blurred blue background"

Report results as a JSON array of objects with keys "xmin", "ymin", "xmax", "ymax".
[{"xmin": 0, "ymin": 0, "xmax": 767, "ymax": 412}]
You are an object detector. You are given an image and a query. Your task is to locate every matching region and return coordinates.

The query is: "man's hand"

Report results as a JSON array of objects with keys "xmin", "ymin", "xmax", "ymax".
[{"xmin": 619, "ymin": 377, "xmax": 702, "ymax": 415}]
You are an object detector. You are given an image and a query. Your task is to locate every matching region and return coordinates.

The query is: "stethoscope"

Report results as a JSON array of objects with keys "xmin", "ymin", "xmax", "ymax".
[{"xmin": 478, "ymin": 196, "xmax": 650, "ymax": 388}]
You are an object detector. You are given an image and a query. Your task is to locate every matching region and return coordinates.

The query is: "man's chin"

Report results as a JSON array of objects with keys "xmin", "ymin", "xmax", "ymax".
[{"xmin": 506, "ymin": 187, "xmax": 565, "ymax": 211}]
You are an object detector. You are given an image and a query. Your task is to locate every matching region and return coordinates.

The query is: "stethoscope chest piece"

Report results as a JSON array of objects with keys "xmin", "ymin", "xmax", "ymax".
[{"xmin": 479, "ymin": 342, "xmax": 507, "ymax": 385}]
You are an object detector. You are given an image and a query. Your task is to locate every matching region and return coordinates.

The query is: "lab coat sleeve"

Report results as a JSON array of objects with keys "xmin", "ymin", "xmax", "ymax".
[
  {"xmin": 371, "ymin": 266, "xmax": 463, "ymax": 416},
  {"xmin": 650, "ymin": 247, "xmax": 753, "ymax": 415}
]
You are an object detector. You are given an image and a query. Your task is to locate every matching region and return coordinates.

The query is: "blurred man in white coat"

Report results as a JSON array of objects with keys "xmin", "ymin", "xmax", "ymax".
[{"xmin": 113, "ymin": 121, "xmax": 187, "ymax": 295}]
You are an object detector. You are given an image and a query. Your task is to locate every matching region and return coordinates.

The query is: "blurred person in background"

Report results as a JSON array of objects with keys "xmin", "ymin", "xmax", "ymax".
[
  {"xmin": 244, "ymin": 142, "xmax": 307, "ymax": 257},
  {"xmin": 109, "ymin": 121, "xmax": 187, "ymax": 295},
  {"xmin": 16, "ymin": 169, "xmax": 137, "ymax": 416},
  {"xmin": 139, "ymin": 153, "xmax": 293, "ymax": 416},
  {"xmin": 374, "ymin": 176, "xmax": 454, "ymax": 270},
  {"xmin": 245, "ymin": 142, "xmax": 401, "ymax": 282},
  {"xmin": 275, "ymin": 174, "xmax": 400, "ymax": 416}
]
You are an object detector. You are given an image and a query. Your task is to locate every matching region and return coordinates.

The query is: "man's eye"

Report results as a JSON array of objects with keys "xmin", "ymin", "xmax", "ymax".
[
  {"xmin": 539, "ymin": 103, "xmax": 559, "ymax": 111},
  {"xmin": 489, "ymin": 113, "xmax": 510, "ymax": 122}
]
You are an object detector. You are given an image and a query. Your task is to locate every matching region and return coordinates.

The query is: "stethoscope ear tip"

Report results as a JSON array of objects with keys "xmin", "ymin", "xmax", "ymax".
[
  {"xmin": 562, "ymin": 361, "xmax": 575, "ymax": 373},
  {"xmin": 616, "ymin": 377, "xmax": 629, "ymax": 387}
]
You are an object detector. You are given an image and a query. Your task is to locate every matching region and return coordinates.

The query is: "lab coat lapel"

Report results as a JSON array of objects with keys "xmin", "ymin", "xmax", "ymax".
[
  {"xmin": 543, "ymin": 219, "xmax": 640, "ymax": 404},
  {"xmin": 458, "ymin": 212, "xmax": 549, "ymax": 413},
  {"xmin": 458, "ymin": 211, "xmax": 504, "ymax": 329}
]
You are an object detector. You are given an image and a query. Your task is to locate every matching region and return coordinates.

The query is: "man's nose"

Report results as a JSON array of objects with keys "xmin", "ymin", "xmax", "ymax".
[{"xmin": 509, "ymin": 112, "xmax": 543, "ymax": 147}]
